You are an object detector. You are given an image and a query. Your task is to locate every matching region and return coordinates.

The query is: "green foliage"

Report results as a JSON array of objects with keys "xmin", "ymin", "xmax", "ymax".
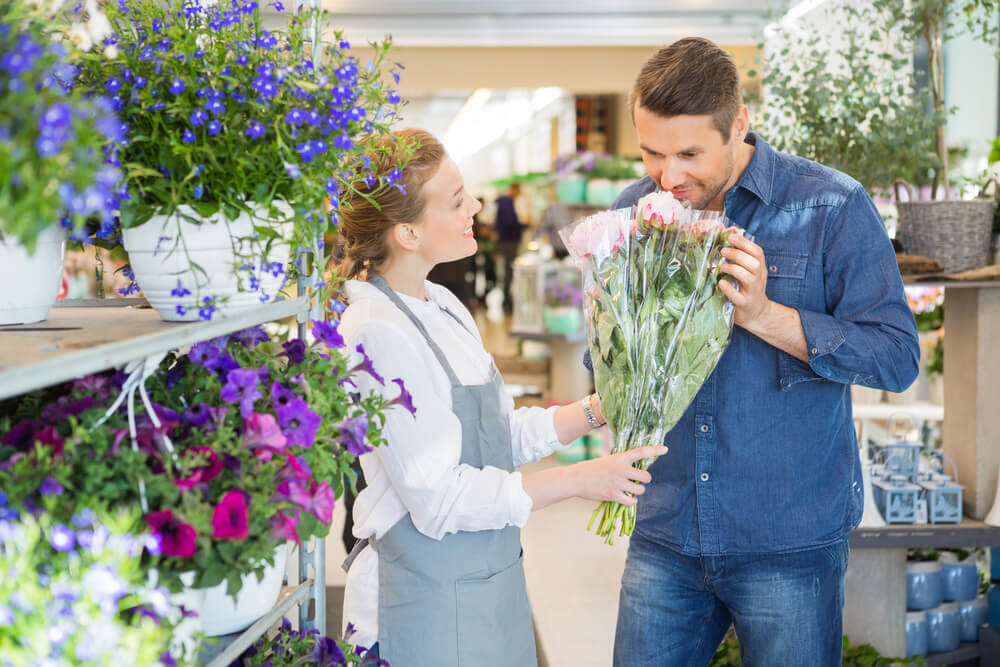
[
  {"xmin": 241, "ymin": 619, "xmax": 376, "ymax": 666},
  {"xmin": 706, "ymin": 630, "xmax": 927, "ymax": 666},
  {"xmin": 760, "ymin": 2, "xmax": 941, "ymax": 194}
]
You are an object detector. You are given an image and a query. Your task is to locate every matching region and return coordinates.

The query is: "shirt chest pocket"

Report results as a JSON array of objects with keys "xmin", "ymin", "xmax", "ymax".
[{"xmin": 761, "ymin": 249, "xmax": 808, "ymax": 307}]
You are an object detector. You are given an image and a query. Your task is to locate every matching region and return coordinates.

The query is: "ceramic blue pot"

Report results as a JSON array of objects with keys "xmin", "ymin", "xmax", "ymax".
[
  {"xmin": 905, "ymin": 611, "xmax": 928, "ymax": 658},
  {"xmin": 958, "ymin": 597, "xmax": 987, "ymax": 642},
  {"xmin": 940, "ymin": 555, "xmax": 979, "ymax": 601},
  {"xmin": 907, "ymin": 561, "xmax": 944, "ymax": 610},
  {"xmin": 927, "ymin": 602, "xmax": 960, "ymax": 653}
]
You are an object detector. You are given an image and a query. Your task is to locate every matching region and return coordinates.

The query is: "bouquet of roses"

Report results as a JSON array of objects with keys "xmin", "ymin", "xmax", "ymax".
[{"xmin": 561, "ymin": 191, "xmax": 740, "ymax": 543}]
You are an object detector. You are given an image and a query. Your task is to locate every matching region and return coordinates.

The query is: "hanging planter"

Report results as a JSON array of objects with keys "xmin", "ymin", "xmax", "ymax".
[
  {"xmin": 0, "ymin": 224, "xmax": 66, "ymax": 325},
  {"xmin": 121, "ymin": 203, "xmax": 292, "ymax": 322},
  {"xmin": 172, "ymin": 542, "xmax": 290, "ymax": 638},
  {"xmin": 895, "ymin": 182, "xmax": 996, "ymax": 273}
]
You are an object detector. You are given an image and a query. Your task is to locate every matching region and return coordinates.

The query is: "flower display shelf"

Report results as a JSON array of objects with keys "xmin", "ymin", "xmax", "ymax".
[
  {"xmin": 0, "ymin": 297, "xmax": 308, "ymax": 401},
  {"xmin": 0, "ymin": 295, "xmax": 328, "ymax": 659}
]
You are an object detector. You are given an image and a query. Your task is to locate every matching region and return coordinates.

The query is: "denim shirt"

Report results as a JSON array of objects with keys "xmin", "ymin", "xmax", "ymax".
[{"xmin": 612, "ymin": 132, "xmax": 919, "ymax": 555}]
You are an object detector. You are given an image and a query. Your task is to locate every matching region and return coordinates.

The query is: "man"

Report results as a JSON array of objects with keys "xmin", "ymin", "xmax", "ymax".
[
  {"xmin": 611, "ymin": 37, "xmax": 919, "ymax": 666},
  {"xmin": 494, "ymin": 182, "xmax": 524, "ymax": 312}
]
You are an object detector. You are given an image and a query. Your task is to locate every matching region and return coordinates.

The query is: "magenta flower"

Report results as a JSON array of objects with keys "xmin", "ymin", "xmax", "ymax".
[
  {"xmin": 309, "ymin": 481, "xmax": 336, "ymax": 524},
  {"xmin": 220, "ymin": 368, "xmax": 262, "ymax": 418},
  {"xmin": 275, "ymin": 480, "xmax": 312, "ymax": 509},
  {"xmin": 387, "ymin": 378, "xmax": 416, "ymax": 416},
  {"xmin": 276, "ymin": 397, "xmax": 321, "ymax": 448},
  {"xmin": 278, "ymin": 452, "xmax": 313, "ymax": 483},
  {"xmin": 270, "ymin": 509, "xmax": 300, "ymax": 546},
  {"xmin": 312, "ymin": 320, "xmax": 344, "ymax": 348},
  {"xmin": 146, "ymin": 510, "xmax": 198, "ymax": 558},
  {"xmin": 243, "ymin": 412, "xmax": 287, "ymax": 462},
  {"xmin": 175, "ymin": 446, "xmax": 223, "ymax": 490},
  {"xmin": 211, "ymin": 490, "xmax": 249, "ymax": 541},
  {"xmin": 340, "ymin": 415, "xmax": 370, "ymax": 457},
  {"xmin": 348, "ymin": 343, "xmax": 384, "ymax": 385}
]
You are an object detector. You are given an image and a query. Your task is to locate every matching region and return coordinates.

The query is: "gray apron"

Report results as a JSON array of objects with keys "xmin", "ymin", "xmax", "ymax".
[{"xmin": 343, "ymin": 274, "xmax": 537, "ymax": 667}]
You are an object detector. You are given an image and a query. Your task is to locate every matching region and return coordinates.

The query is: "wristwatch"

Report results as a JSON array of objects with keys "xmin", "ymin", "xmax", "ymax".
[{"xmin": 582, "ymin": 394, "xmax": 604, "ymax": 430}]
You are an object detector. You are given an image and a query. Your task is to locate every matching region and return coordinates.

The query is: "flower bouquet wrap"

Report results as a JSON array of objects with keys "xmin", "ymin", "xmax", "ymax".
[{"xmin": 561, "ymin": 191, "xmax": 741, "ymax": 543}]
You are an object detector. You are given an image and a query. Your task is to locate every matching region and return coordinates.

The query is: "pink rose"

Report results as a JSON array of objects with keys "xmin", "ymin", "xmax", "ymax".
[
  {"xmin": 637, "ymin": 191, "xmax": 687, "ymax": 230},
  {"xmin": 568, "ymin": 210, "xmax": 629, "ymax": 258}
]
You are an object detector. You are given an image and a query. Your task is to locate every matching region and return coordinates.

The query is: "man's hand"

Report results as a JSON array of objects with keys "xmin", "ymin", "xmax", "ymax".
[{"xmin": 717, "ymin": 232, "xmax": 771, "ymax": 327}]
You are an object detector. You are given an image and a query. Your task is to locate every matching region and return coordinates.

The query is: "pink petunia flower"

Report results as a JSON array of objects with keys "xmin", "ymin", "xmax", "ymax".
[
  {"xmin": 146, "ymin": 510, "xmax": 198, "ymax": 558},
  {"xmin": 175, "ymin": 446, "xmax": 223, "ymax": 490},
  {"xmin": 242, "ymin": 412, "xmax": 287, "ymax": 462},
  {"xmin": 270, "ymin": 509, "xmax": 300, "ymax": 546},
  {"xmin": 211, "ymin": 490, "xmax": 249, "ymax": 541}
]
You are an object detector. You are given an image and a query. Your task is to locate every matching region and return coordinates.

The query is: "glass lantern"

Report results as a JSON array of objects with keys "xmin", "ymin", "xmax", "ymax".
[{"xmin": 511, "ymin": 253, "xmax": 561, "ymax": 333}]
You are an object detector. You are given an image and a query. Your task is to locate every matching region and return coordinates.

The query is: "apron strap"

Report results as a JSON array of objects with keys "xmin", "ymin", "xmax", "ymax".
[
  {"xmin": 368, "ymin": 274, "xmax": 463, "ymax": 387},
  {"xmin": 341, "ymin": 535, "xmax": 375, "ymax": 573}
]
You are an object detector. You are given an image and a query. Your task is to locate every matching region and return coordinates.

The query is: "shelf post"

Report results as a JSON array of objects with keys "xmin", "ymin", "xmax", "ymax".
[{"xmin": 942, "ymin": 286, "xmax": 1000, "ymax": 519}]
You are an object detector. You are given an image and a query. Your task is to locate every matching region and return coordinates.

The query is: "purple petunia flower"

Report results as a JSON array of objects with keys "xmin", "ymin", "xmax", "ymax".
[
  {"xmin": 188, "ymin": 341, "xmax": 219, "ymax": 365},
  {"xmin": 270, "ymin": 380, "xmax": 297, "ymax": 411},
  {"xmin": 340, "ymin": 414, "xmax": 370, "ymax": 457},
  {"xmin": 182, "ymin": 402, "xmax": 211, "ymax": 427},
  {"xmin": 282, "ymin": 339, "xmax": 306, "ymax": 365},
  {"xmin": 234, "ymin": 326, "xmax": 269, "ymax": 347},
  {"xmin": 40, "ymin": 476, "xmax": 64, "ymax": 496},
  {"xmin": 211, "ymin": 490, "xmax": 249, "ymax": 541},
  {"xmin": 204, "ymin": 354, "xmax": 240, "ymax": 379},
  {"xmin": 276, "ymin": 398, "xmax": 321, "ymax": 448},
  {"xmin": 312, "ymin": 320, "xmax": 345, "ymax": 348},
  {"xmin": 387, "ymin": 377, "xmax": 417, "ymax": 416},
  {"xmin": 348, "ymin": 343, "xmax": 384, "ymax": 385},
  {"xmin": 50, "ymin": 524, "xmax": 75, "ymax": 552},
  {"xmin": 220, "ymin": 368, "xmax": 262, "ymax": 418}
]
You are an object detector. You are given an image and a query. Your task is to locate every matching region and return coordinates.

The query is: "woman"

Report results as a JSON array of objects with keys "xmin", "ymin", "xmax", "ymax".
[{"xmin": 338, "ymin": 128, "xmax": 665, "ymax": 666}]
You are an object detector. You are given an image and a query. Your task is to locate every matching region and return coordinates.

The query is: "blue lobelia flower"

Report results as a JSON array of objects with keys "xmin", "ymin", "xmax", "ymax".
[
  {"xmin": 246, "ymin": 120, "xmax": 265, "ymax": 138},
  {"xmin": 189, "ymin": 108, "xmax": 208, "ymax": 127},
  {"xmin": 283, "ymin": 162, "xmax": 301, "ymax": 179},
  {"xmin": 207, "ymin": 119, "xmax": 221, "ymax": 136},
  {"xmin": 193, "ymin": 183, "xmax": 204, "ymax": 198},
  {"xmin": 205, "ymin": 98, "xmax": 225, "ymax": 115},
  {"xmin": 182, "ymin": 128, "xmax": 196, "ymax": 143},
  {"xmin": 49, "ymin": 524, "xmax": 76, "ymax": 552},
  {"xmin": 169, "ymin": 78, "xmax": 185, "ymax": 95}
]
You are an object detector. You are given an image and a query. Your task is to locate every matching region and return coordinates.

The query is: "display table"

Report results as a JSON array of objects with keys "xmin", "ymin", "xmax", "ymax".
[{"xmin": 509, "ymin": 329, "xmax": 592, "ymax": 403}]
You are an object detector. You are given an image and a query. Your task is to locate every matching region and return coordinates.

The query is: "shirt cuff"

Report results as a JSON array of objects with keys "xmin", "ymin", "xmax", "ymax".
[
  {"xmin": 796, "ymin": 308, "xmax": 847, "ymax": 381},
  {"xmin": 506, "ymin": 471, "xmax": 533, "ymax": 527}
]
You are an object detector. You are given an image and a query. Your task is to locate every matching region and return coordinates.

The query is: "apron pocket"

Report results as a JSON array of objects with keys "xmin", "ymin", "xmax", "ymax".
[{"xmin": 455, "ymin": 552, "xmax": 536, "ymax": 666}]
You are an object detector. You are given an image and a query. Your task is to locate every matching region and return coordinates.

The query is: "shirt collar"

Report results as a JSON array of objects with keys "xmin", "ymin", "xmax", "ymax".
[{"xmin": 731, "ymin": 131, "xmax": 775, "ymax": 206}]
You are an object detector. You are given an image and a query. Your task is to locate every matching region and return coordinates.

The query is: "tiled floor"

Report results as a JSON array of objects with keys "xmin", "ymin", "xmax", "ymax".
[{"xmin": 325, "ymin": 309, "xmax": 626, "ymax": 666}]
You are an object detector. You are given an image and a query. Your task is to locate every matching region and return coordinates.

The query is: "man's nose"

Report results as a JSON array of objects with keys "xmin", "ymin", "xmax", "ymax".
[{"xmin": 658, "ymin": 161, "xmax": 685, "ymax": 191}]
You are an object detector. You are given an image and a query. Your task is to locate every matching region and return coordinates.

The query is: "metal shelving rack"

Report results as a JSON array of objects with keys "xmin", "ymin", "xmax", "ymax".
[{"xmin": 0, "ymin": 296, "xmax": 328, "ymax": 666}]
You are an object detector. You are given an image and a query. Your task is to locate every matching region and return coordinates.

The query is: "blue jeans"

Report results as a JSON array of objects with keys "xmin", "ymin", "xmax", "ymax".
[{"xmin": 614, "ymin": 534, "xmax": 849, "ymax": 667}]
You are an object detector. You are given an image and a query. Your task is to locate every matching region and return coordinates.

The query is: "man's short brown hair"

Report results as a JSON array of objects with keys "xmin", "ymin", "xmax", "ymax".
[{"xmin": 630, "ymin": 37, "xmax": 743, "ymax": 142}]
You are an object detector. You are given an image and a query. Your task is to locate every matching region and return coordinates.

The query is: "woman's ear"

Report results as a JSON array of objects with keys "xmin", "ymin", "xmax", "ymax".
[{"xmin": 390, "ymin": 222, "xmax": 421, "ymax": 252}]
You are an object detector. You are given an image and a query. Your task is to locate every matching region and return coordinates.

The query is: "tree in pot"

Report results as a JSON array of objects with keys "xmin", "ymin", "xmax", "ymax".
[
  {"xmin": 74, "ymin": 0, "xmax": 405, "ymax": 320},
  {"xmin": 874, "ymin": 0, "xmax": 1000, "ymax": 271},
  {"xmin": 0, "ymin": 0, "xmax": 124, "ymax": 324}
]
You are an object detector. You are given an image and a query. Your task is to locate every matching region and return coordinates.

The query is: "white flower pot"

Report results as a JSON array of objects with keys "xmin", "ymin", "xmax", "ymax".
[
  {"xmin": 172, "ymin": 542, "xmax": 290, "ymax": 639},
  {"xmin": 0, "ymin": 224, "xmax": 66, "ymax": 325},
  {"xmin": 122, "ymin": 203, "xmax": 292, "ymax": 321}
]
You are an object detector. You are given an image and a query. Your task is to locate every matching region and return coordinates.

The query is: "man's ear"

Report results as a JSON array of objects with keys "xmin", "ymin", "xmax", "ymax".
[
  {"xmin": 391, "ymin": 222, "xmax": 421, "ymax": 252},
  {"xmin": 733, "ymin": 104, "xmax": 750, "ymax": 143}
]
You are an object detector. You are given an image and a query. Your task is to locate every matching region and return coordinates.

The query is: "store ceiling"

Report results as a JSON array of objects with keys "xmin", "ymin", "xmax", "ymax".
[{"xmin": 284, "ymin": 0, "xmax": 795, "ymax": 46}]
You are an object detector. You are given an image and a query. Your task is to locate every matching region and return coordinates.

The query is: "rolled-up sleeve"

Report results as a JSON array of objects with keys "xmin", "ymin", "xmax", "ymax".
[{"xmin": 794, "ymin": 185, "xmax": 919, "ymax": 391}]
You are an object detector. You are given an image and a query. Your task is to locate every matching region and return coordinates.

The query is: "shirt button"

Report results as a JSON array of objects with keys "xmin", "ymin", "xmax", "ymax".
[
  {"xmin": 811, "ymin": 347, "xmax": 818, "ymax": 355},
  {"xmin": 700, "ymin": 473, "xmax": 710, "ymax": 482},
  {"xmin": 769, "ymin": 265, "xmax": 777, "ymax": 272},
  {"xmin": 700, "ymin": 424, "xmax": 709, "ymax": 433}
]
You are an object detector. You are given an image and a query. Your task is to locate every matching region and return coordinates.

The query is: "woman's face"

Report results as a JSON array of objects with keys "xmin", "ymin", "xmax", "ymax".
[{"xmin": 411, "ymin": 157, "xmax": 482, "ymax": 265}]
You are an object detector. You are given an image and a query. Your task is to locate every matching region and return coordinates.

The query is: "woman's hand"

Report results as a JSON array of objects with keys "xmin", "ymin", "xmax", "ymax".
[{"xmin": 571, "ymin": 445, "xmax": 668, "ymax": 506}]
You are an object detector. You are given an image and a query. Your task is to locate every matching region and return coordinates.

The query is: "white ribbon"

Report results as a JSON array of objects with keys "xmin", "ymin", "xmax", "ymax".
[{"xmin": 91, "ymin": 352, "xmax": 175, "ymax": 513}]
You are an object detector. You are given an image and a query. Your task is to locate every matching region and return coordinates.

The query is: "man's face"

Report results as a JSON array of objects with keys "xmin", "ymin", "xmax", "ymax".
[{"xmin": 634, "ymin": 104, "xmax": 742, "ymax": 211}]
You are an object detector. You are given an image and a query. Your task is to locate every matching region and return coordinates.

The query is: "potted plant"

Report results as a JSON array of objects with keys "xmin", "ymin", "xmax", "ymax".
[
  {"xmin": 760, "ymin": 0, "xmax": 941, "ymax": 200},
  {"xmin": 0, "ymin": 0, "xmax": 123, "ymax": 324},
  {"xmin": 0, "ymin": 321, "xmax": 410, "ymax": 642},
  {"xmin": 542, "ymin": 280, "xmax": 583, "ymax": 335},
  {"xmin": 0, "ymin": 506, "xmax": 185, "ymax": 665},
  {"xmin": 875, "ymin": 0, "xmax": 1000, "ymax": 272},
  {"xmin": 553, "ymin": 151, "xmax": 596, "ymax": 204},
  {"xmin": 238, "ymin": 617, "xmax": 386, "ymax": 666},
  {"xmin": 74, "ymin": 0, "xmax": 404, "ymax": 321}
]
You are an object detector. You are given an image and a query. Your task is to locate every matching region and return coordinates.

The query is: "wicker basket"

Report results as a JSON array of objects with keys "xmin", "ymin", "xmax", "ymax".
[{"xmin": 895, "ymin": 181, "xmax": 997, "ymax": 273}]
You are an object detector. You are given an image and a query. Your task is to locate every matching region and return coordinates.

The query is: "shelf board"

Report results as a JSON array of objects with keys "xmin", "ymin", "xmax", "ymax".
[
  {"xmin": 850, "ymin": 518, "xmax": 1000, "ymax": 549},
  {"xmin": 0, "ymin": 297, "xmax": 308, "ymax": 400},
  {"xmin": 923, "ymin": 640, "xmax": 980, "ymax": 665},
  {"xmin": 199, "ymin": 580, "xmax": 311, "ymax": 667},
  {"xmin": 902, "ymin": 276, "xmax": 1000, "ymax": 289},
  {"xmin": 852, "ymin": 401, "xmax": 943, "ymax": 422},
  {"xmin": 510, "ymin": 329, "xmax": 587, "ymax": 343}
]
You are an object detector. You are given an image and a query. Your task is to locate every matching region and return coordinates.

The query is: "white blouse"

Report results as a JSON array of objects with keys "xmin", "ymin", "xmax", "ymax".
[{"xmin": 339, "ymin": 279, "xmax": 566, "ymax": 648}]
